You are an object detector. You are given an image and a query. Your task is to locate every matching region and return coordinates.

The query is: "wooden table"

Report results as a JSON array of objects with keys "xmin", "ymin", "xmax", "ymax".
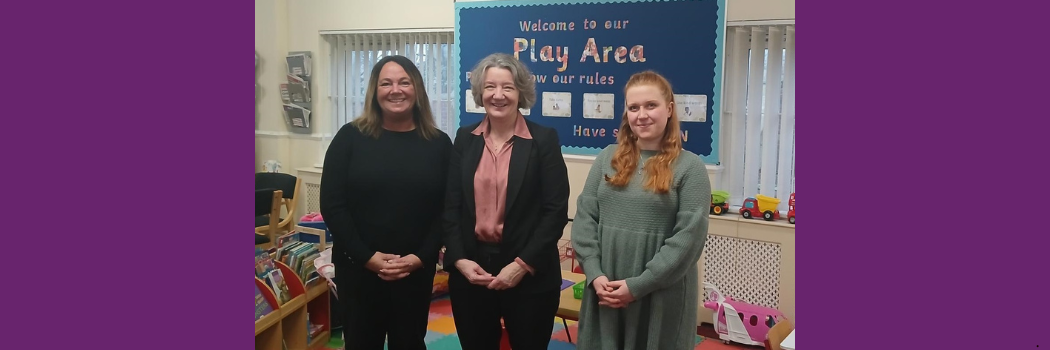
[
  {"xmin": 558, "ymin": 271, "xmax": 586, "ymax": 320},
  {"xmin": 557, "ymin": 271, "xmax": 586, "ymax": 343}
]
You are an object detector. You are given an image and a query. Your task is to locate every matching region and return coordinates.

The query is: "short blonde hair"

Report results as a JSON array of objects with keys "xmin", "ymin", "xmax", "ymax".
[{"xmin": 469, "ymin": 53, "xmax": 536, "ymax": 109}]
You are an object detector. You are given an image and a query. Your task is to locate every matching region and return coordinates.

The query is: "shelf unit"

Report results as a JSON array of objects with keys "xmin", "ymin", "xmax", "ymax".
[{"xmin": 256, "ymin": 260, "xmax": 331, "ymax": 350}]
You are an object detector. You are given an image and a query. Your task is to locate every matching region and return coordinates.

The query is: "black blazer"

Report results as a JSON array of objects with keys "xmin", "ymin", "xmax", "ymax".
[{"xmin": 442, "ymin": 118, "xmax": 570, "ymax": 293}]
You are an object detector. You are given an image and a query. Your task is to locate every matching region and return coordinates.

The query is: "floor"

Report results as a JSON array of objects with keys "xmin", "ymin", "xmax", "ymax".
[{"xmin": 322, "ymin": 295, "xmax": 762, "ymax": 350}]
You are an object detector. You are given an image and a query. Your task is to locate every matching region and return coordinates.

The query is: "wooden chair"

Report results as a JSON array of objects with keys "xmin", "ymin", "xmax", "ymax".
[
  {"xmin": 764, "ymin": 317, "xmax": 794, "ymax": 350},
  {"xmin": 255, "ymin": 172, "xmax": 301, "ymax": 236},
  {"xmin": 256, "ymin": 189, "xmax": 282, "ymax": 249}
]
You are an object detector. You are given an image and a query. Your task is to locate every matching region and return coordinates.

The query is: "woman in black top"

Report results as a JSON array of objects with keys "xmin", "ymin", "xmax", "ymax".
[{"xmin": 320, "ymin": 55, "xmax": 452, "ymax": 350}]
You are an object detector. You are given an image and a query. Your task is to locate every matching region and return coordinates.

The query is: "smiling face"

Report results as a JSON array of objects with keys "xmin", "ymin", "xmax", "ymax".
[
  {"xmin": 481, "ymin": 67, "xmax": 519, "ymax": 120},
  {"xmin": 376, "ymin": 61, "xmax": 416, "ymax": 118},
  {"xmin": 624, "ymin": 84, "xmax": 673, "ymax": 149}
]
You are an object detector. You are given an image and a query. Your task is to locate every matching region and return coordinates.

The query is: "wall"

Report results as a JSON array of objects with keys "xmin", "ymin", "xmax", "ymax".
[
  {"xmin": 256, "ymin": 0, "xmax": 291, "ymax": 171},
  {"xmin": 724, "ymin": 0, "xmax": 796, "ymax": 22},
  {"xmin": 255, "ymin": 0, "xmax": 794, "ymax": 172}
]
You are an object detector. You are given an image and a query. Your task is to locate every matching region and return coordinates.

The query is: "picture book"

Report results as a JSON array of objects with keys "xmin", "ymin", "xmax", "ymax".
[
  {"xmin": 256, "ymin": 248, "xmax": 276, "ymax": 280},
  {"xmin": 255, "ymin": 283, "xmax": 274, "ymax": 320},
  {"xmin": 267, "ymin": 269, "xmax": 291, "ymax": 305}
]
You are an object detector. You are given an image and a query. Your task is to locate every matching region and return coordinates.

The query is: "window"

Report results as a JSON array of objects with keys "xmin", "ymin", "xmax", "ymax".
[
  {"xmin": 321, "ymin": 30, "xmax": 456, "ymax": 155},
  {"xmin": 720, "ymin": 25, "xmax": 795, "ymax": 213}
]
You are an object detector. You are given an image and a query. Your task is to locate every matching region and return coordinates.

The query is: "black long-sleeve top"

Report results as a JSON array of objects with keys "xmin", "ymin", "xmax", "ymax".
[{"xmin": 319, "ymin": 123, "xmax": 453, "ymax": 268}]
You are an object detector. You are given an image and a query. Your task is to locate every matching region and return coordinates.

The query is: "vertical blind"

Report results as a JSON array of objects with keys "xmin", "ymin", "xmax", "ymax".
[
  {"xmin": 720, "ymin": 25, "xmax": 795, "ymax": 211},
  {"xmin": 324, "ymin": 31, "xmax": 456, "ymax": 137}
]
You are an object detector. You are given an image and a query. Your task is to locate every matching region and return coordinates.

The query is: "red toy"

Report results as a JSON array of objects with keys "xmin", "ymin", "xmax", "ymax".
[
  {"xmin": 740, "ymin": 195, "xmax": 781, "ymax": 221},
  {"xmin": 787, "ymin": 193, "xmax": 795, "ymax": 224}
]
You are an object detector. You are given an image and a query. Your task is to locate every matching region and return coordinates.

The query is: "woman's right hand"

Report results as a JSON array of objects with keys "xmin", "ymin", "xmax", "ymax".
[
  {"xmin": 366, "ymin": 252, "xmax": 411, "ymax": 281},
  {"xmin": 592, "ymin": 276, "xmax": 623, "ymax": 308},
  {"xmin": 454, "ymin": 259, "xmax": 495, "ymax": 286}
]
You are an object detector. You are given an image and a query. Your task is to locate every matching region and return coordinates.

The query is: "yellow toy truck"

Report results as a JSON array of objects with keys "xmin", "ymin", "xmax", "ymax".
[{"xmin": 740, "ymin": 195, "xmax": 781, "ymax": 221}]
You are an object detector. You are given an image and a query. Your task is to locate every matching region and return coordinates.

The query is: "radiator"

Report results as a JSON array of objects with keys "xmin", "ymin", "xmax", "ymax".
[{"xmin": 702, "ymin": 234, "xmax": 782, "ymax": 309}]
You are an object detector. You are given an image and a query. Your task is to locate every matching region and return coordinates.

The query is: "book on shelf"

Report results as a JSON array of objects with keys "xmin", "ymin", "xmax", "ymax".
[
  {"xmin": 256, "ymin": 247, "xmax": 276, "ymax": 280},
  {"xmin": 255, "ymin": 283, "xmax": 274, "ymax": 320},
  {"xmin": 306, "ymin": 317, "xmax": 324, "ymax": 343},
  {"xmin": 256, "ymin": 246, "xmax": 294, "ymax": 306},
  {"xmin": 275, "ymin": 231, "xmax": 299, "ymax": 248},
  {"xmin": 267, "ymin": 269, "xmax": 291, "ymax": 304},
  {"xmin": 276, "ymin": 240, "xmax": 322, "ymax": 285},
  {"xmin": 309, "ymin": 323, "xmax": 324, "ymax": 337}
]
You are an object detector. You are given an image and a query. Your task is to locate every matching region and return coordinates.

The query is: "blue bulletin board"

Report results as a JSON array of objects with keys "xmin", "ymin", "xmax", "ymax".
[{"xmin": 454, "ymin": 0, "xmax": 727, "ymax": 165}]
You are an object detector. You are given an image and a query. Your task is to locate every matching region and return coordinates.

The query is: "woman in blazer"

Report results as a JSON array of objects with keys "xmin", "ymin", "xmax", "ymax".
[{"xmin": 443, "ymin": 52, "xmax": 570, "ymax": 350}]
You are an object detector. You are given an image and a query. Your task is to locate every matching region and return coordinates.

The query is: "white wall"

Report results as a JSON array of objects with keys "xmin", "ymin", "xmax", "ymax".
[
  {"xmin": 256, "ymin": 0, "xmax": 291, "ymax": 170},
  {"xmin": 725, "ymin": 0, "xmax": 796, "ymax": 22}
]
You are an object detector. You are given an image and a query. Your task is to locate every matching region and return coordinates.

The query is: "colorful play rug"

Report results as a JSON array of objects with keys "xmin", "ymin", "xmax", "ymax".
[{"xmin": 319, "ymin": 295, "xmax": 759, "ymax": 350}]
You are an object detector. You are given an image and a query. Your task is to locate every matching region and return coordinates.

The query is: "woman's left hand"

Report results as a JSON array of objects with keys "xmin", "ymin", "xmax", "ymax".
[
  {"xmin": 486, "ymin": 262, "xmax": 527, "ymax": 290},
  {"xmin": 379, "ymin": 254, "xmax": 423, "ymax": 281},
  {"xmin": 602, "ymin": 280, "xmax": 636, "ymax": 307}
]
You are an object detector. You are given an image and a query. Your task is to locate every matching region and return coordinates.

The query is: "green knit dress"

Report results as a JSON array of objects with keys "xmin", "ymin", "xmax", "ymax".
[{"xmin": 571, "ymin": 144, "xmax": 712, "ymax": 350}]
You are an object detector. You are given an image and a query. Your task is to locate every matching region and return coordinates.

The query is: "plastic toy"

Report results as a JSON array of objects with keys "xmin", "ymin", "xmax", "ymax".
[
  {"xmin": 299, "ymin": 212, "xmax": 323, "ymax": 222},
  {"xmin": 702, "ymin": 282, "xmax": 787, "ymax": 346},
  {"xmin": 787, "ymin": 193, "xmax": 795, "ymax": 224},
  {"xmin": 572, "ymin": 280, "xmax": 585, "ymax": 299},
  {"xmin": 710, "ymin": 190, "xmax": 730, "ymax": 215},
  {"xmin": 740, "ymin": 195, "xmax": 781, "ymax": 221}
]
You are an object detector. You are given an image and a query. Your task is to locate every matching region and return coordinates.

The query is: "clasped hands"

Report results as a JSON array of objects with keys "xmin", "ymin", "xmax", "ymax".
[
  {"xmin": 592, "ymin": 276, "xmax": 635, "ymax": 308},
  {"xmin": 455, "ymin": 259, "xmax": 526, "ymax": 290},
  {"xmin": 365, "ymin": 252, "xmax": 423, "ymax": 281}
]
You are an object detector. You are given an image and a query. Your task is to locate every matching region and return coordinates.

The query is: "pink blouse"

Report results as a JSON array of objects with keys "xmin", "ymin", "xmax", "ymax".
[{"xmin": 471, "ymin": 114, "xmax": 536, "ymax": 274}]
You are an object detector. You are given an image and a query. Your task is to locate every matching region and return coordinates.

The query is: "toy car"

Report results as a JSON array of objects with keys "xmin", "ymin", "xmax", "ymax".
[
  {"xmin": 710, "ymin": 190, "xmax": 730, "ymax": 215},
  {"xmin": 703, "ymin": 282, "xmax": 787, "ymax": 346},
  {"xmin": 787, "ymin": 193, "xmax": 795, "ymax": 224},
  {"xmin": 740, "ymin": 195, "xmax": 781, "ymax": 221}
]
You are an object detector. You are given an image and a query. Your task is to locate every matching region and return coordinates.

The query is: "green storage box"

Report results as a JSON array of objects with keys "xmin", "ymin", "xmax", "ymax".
[{"xmin": 572, "ymin": 280, "xmax": 585, "ymax": 299}]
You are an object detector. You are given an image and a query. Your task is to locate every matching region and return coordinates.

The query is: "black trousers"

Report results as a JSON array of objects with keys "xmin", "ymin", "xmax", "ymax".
[
  {"xmin": 448, "ymin": 243, "xmax": 560, "ymax": 350},
  {"xmin": 336, "ymin": 262, "xmax": 435, "ymax": 350}
]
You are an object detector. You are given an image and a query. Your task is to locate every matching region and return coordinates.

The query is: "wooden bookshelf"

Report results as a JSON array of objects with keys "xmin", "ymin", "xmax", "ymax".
[
  {"xmin": 256, "ymin": 260, "xmax": 331, "ymax": 350},
  {"xmin": 255, "ymin": 277, "xmax": 283, "ymax": 350},
  {"xmin": 304, "ymin": 278, "xmax": 331, "ymax": 349}
]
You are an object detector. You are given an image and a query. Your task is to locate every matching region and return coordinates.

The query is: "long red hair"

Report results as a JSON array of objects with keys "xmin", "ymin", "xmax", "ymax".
[{"xmin": 604, "ymin": 71, "xmax": 682, "ymax": 194}]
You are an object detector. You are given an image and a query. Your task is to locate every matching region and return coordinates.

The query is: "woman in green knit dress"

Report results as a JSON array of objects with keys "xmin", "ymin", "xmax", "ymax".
[{"xmin": 571, "ymin": 71, "xmax": 712, "ymax": 350}]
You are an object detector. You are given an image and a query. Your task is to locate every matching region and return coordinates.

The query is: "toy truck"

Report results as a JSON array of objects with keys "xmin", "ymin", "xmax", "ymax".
[
  {"xmin": 710, "ymin": 190, "xmax": 730, "ymax": 215},
  {"xmin": 787, "ymin": 193, "xmax": 795, "ymax": 224},
  {"xmin": 740, "ymin": 195, "xmax": 781, "ymax": 221}
]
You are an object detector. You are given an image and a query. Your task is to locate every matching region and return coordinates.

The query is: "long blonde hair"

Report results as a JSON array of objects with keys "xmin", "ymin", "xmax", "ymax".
[
  {"xmin": 352, "ymin": 55, "xmax": 441, "ymax": 140},
  {"xmin": 604, "ymin": 71, "xmax": 683, "ymax": 194}
]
